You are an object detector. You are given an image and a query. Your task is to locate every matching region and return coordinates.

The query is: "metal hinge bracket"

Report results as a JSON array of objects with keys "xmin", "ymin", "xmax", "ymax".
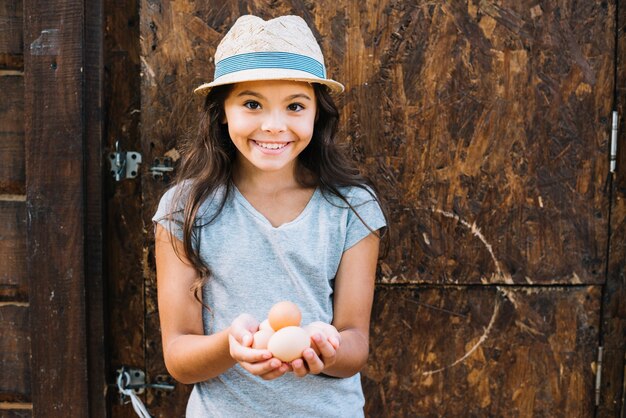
[{"xmin": 109, "ymin": 141, "xmax": 142, "ymax": 181}]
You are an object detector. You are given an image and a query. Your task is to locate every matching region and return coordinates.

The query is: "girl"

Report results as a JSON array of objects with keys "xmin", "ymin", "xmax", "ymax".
[{"xmin": 153, "ymin": 15, "xmax": 388, "ymax": 417}]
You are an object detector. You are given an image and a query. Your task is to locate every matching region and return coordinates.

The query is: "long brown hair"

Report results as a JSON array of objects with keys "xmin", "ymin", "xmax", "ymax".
[{"xmin": 166, "ymin": 83, "xmax": 389, "ymax": 302}]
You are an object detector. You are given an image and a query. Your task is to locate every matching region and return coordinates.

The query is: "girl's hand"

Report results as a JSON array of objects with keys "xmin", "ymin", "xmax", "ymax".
[
  {"xmin": 228, "ymin": 314, "xmax": 290, "ymax": 380},
  {"xmin": 291, "ymin": 322, "xmax": 341, "ymax": 377}
]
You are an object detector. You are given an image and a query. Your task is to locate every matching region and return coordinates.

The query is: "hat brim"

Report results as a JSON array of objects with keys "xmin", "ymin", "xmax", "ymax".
[{"xmin": 193, "ymin": 68, "xmax": 344, "ymax": 96}]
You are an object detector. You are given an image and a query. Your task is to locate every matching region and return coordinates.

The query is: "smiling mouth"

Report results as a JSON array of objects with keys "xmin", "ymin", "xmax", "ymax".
[{"xmin": 252, "ymin": 140, "xmax": 290, "ymax": 150}]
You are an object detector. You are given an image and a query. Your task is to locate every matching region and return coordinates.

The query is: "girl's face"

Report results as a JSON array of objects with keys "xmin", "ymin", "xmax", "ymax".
[{"xmin": 223, "ymin": 80, "xmax": 317, "ymax": 176}]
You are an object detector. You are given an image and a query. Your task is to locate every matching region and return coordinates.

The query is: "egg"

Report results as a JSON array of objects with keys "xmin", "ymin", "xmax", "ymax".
[
  {"xmin": 267, "ymin": 326, "xmax": 310, "ymax": 362},
  {"xmin": 307, "ymin": 321, "xmax": 340, "ymax": 343},
  {"xmin": 252, "ymin": 329, "xmax": 274, "ymax": 349},
  {"xmin": 302, "ymin": 324, "xmax": 323, "ymax": 356},
  {"xmin": 259, "ymin": 318, "xmax": 274, "ymax": 332},
  {"xmin": 268, "ymin": 301, "xmax": 301, "ymax": 331}
]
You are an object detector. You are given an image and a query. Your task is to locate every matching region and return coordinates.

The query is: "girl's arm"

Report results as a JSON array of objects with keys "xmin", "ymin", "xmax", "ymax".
[
  {"xmin": 155, "ymin": 224, "xmax": 284, "ymax": 383},
  {"xmin": 292, "ymin": 231, "xmax": 380, "ymax": 378}
]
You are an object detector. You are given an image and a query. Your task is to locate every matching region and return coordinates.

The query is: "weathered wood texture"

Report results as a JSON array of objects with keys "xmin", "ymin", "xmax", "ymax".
[
  {"xmin": 135, "ymin": 0, "xmax": 613, "ymax": 416},
  {"xmin": 364, "ymin": 286, "xmax": 601, "ymax": 417},
  {"xmin": 0, "ymin": 305, "xmax": 30, "ymax": 402},
  {"xmin": 598, "ymin": 0, "xmax": 626, "ymax": 415},
  {"xmin": 85, "ymin": 1, "xmax": 106, "ymax": 416},
  {"xmin": 23, "ymin": 0, "xmax": 89, "ymax": 415},
  {"xmin": 104, "ymin": 0, "xmax": 148, "ymax": 414},
  {"xmin": 0, "ymin": 75, "xmax": 24, "ymax": 194},
  {"xmin": 0, "ymin": 201, "xmax": 26, "ymax": 301},
  {"xmin": 0, "ymin": 409, "xmax": 32, "ymax": 418},
  {"xmin": 0, "ymin": 0, "xmax": 23, "ymax": 69},
  {"xmin": 139, "ymin": 0, "xmax": 614, "ymax": 285},
  {"xmin": 0, "ymin": 2, "xmax": 29, "ymax": 416}
]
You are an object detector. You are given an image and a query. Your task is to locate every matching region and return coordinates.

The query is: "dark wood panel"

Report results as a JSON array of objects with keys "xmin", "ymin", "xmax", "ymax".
[
  {"xmin": 104, "ymin": 0, "xmax": 146, "ymax": 415},
  {"xmin": 598, "ymin": 0, "xmax": 626, "ymax": 414},
  {"xmin": 0, "ymin": 0, "xmax": 23, "ymax": 69},
  {"xmin": 0, "ymin": 201, "xmax": 26, "ymax": 301},
  {"xmin": 23, "ymin": 0, "xmax": 89, "ymax": 415},
  {"xmin": 0, "ymin": 75, "xmax": 24, "ymax": 194},
  {"xmin": 0, "ymin": 305, "xmax": 30, "ymax": 402},
  {"xmin": 85, "ymin": 1, "xmax": 106, "ymax": 416},
  {"xmin": 0, "ymin": 409, "xmax": 32, "ymax": 418},
  {"xmin": 363, "ymin": 285, "xmax": 601, "ymax": 417}
]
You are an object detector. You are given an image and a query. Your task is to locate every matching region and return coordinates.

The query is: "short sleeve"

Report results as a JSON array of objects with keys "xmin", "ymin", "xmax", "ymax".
[
  {"xmin": 343, "ymin": 187, "xmax": 387, "ymax": 252},
  {"xmin": 152, "ymin": 185, "xmax": 185, "ymax": 241}
]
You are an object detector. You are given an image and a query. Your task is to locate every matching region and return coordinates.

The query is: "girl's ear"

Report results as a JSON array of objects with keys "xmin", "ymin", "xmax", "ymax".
[{"xmin": 220, "ymin": 112, "xmax": 228, "ymax": 124}]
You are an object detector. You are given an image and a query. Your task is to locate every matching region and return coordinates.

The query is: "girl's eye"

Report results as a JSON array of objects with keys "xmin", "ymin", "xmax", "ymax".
[
  {"xmin": 244, "ymin": 101, "xmax": 261, "ymax": 110},
  {"xmin": 287, "ymin": 103, "xmax": 304, "ymax": 112}
]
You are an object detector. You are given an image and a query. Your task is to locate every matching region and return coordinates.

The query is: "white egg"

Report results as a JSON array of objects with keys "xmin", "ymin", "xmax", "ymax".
[
  {"xmin": 259, "ymin": 318, "xmax": 274, "ymax": 332},
  {"xmin": 252, "ymin": 329, "xmax": 274, "ymax": 349},
  {"xmin": 267, "ymin": 326, "xmax": 310, "ymax": 362}
]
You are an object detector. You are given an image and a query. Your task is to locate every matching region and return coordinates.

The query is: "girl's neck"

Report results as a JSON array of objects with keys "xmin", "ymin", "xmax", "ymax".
[{"xmin": 233, "ymin": 159, "xmax": 308, "ymax": 195}]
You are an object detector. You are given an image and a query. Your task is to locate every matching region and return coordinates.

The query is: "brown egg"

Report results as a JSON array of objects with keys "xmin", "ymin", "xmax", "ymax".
[
  {"xmin": 252, "ymin": 329, "xmax": 274, "ymax": 349},
  {"xmin": 267, "ymin": 326, "xmax": 310, "ymax": 362},
  {"xmin": 268, "ymin": 301, "xmax": 301, "ymax": 331}
]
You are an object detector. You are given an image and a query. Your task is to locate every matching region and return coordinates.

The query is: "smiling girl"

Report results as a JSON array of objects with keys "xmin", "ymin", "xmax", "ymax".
[{"xmin": 153, "ymin": 15, "xmax": 388, "ymax": 417}]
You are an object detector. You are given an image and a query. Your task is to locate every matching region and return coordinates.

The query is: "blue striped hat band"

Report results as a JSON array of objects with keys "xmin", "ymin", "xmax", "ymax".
[{"xmin": 214, "ymin": 51, "xmax": 326, "ymax": 79}]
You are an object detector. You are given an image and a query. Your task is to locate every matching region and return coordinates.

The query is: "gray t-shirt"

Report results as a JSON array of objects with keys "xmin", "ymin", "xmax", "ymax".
[{"xmin": 153, "ymin": 182, "xmax": 386, "ymax": 418}]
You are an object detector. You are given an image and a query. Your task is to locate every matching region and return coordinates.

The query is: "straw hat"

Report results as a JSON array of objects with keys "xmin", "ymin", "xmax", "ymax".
[{"xmin": 193, "ymin": 15, "xmax": 344, "ymax": 95}]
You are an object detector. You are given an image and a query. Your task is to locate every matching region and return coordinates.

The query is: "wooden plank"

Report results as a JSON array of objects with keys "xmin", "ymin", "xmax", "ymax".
[
  {"xmin": 0, "ymin": 0, "xmax": 23, "ymax": 69},
  {"xmin": 598, "ymin": 0, "xmax": 626, "ymax": 414},
  {"xmin": 84, "ymin": 0, "xmax": 106, "ymax": 416},
  {"xmin": 0, "ymin": 75, "xmax": 24, "ymax": 194},
  {"xmin": 105, "ymin": 0, "xmax": 146, "ymax": 414},
  {"xmin": 0, "ymin": 408, "xmax": 32, "ymax": 418},
  {"xmin": 363, "ymin": 285, "xmax": 601, "ymax": 417},
  {"xmin": 0, "ymin": 201, "xmax": 26, "ymax": 301},
  {"xmin": 23, "ymin": 1, "xmax": 89, "ymax": 416},
  {"xmin": 0, "ymin": 305, "xmax": 30, "ymax": 403}
]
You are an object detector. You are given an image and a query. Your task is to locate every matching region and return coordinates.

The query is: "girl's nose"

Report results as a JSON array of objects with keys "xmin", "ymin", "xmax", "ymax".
[{"xmin": 261, "ymin": 111, "xmax": 287, "ymax": 133}]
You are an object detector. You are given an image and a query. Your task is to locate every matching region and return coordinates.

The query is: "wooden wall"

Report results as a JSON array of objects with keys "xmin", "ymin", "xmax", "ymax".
[
  {"xmin": 135, "ymin": 1, "xmax": 617, "ymax": 417},
  {"xmin": 0, "ymin": 0, "xmax": 31, "ymax": 416}
]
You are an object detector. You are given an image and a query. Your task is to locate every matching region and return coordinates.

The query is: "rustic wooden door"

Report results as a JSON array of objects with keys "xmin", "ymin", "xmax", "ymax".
[{"xmin": 105, "ymin": 1, "xmax": 621, "ymax": 417}]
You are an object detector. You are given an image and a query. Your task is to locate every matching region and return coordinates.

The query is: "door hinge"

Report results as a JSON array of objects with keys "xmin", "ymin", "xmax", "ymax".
[
  {"xmin": 610, "ymin": 111, "xmax": 618, "ymax": 174},
  {"xmin": 595, "ymin": 346, "xmax": 603, "ymax": 406},
  {"xmin": 108, "ymin": 141, "xmax": 142, "ymax": 181}
]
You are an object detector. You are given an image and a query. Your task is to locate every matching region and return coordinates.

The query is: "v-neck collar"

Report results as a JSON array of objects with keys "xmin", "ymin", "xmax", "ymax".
[{"xmin": 232, "ymin": 186, "xmax": 319, "ymax": 229}]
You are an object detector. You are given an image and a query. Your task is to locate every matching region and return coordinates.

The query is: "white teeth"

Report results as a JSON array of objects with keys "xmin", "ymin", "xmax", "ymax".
[{"xmin": 255, "ymin": 141, "xmax": 287, "ymax": 150}]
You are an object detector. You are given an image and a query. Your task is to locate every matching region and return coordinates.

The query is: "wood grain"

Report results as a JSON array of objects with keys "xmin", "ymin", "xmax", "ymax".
[
  {"xmin": 0, "ymin": 201, "xmax": 26, "ymax": 301},
  {"xmin": 0, "ymin": 305, "xmax": 30, "ymax": 402},
  {"xmin": 0, "ymin": 0, "xmax": 23, "ymax": 69},
  {"xmin": 598, "ymin": 0, "xmax": 626, "ymax": 414},
  {"xmin": 85, "ymin": 1, "xmax": 106, "ymax": 416},
  {"xmin": 23, "ymin": 0, "xmax": 89, "ymax": 415},
  {"xmin": 0, "ymin": 409, "xmax": 32, "ymax": 418},
  {"xmin": 0, "ymin": 75, "xmax": 24, "ymax": 194},
  {"xmin": 104, "ymin": 0, "xmax": 148, "ymax": 414},
  {"xmin": 363, "ymin": 285, "xmax": 601, "ymax": 417}
]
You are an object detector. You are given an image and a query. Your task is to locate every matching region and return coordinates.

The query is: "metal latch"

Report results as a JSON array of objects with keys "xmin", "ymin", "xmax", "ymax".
[
  {"xmin": 610, "ymin": 111, "xmax": 618, "ymax": 174},
  {"xmin": 115, "ymin": 367, "xmax": 175, "ymax": 400},
  {"xmin": 109, "ymin": 141, "xmax": 142, "ymax": 181},
  {"xmin": 149, "ymin": 157, "xmax": 174, "ymax": 181}
]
